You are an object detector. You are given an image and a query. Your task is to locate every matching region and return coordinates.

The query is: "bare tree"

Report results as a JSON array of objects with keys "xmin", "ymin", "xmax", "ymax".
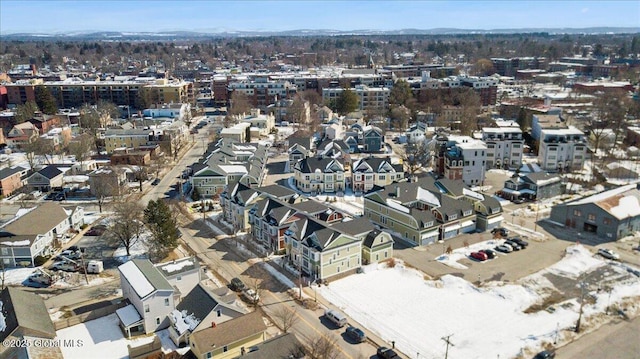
[
  {"xmin": 403, "ymin": 140, "xmax": 431, "ymax": 176},
  {"xmin": 108, "ymin": 202, "xmax": 144, "ymax": 256},
  {"xmin": 31, "ymin": 137, "xmax": 56, "ymax": 165},
  {"xmin": 23, "ymin": 141, "xmax": 38, "ymax": 171},
  {"xmin": 273, "ymin": 306, "xmax": 299, "ymax": 333},
  {"xmin": 92, "ymin": 175, "xmax": 119, "ymax": 213},
  {"xmin": 306, "ymin": 334, "xmax": 340, "ymax": 359},
  {"xmin": 67, "ymin": 134, "xmax": 95, "ymax": 173}
]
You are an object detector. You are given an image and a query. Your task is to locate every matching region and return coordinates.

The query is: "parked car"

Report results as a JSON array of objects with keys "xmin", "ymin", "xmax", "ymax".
[
  {"xmin": 241, "ymin": 288, "xmax": 260, "ymax": 304},
  {"xmin": 512, "ymin": 198, "xmax": 525, "ymax": 204},
  {"xmin": 491, "ymin": 227, "xmax": 509, "ymax": 237},
  {"xmin": 376, "ymin": 346, "xmax": 399, "ymax": 359},
  {"xmin": 230, "ymin": 277, "xmax": 245, "ymax": 291},
  {"xmin": 151, "ymin": 178, "xmax": 161, "ymax": 186},
  {"xmin": 480, "ymin": 249, "xmax": 496, "ymax": 259},
  {"xmin": 85, "ymin": 224, "xmax": 107, "ymax": 236},
  {"xmin": 509, "ymin": 237, "xmax": 529, "ymax": 248},
  {"xmin": 533, "ymin": 350, "xmax": 556, "ymax": 359},
  {"xmin": 495, "ymin": 244, "xmax": 513, "ymax": 253},
  {"xmin": 60, "ymin": 249, "xmax": 81, "ymax": 260},
  {"xmin": 470, "ymin": 251, "xmax": 488, "ymax": 261},
  {"xmin": 345, "ymin": 325, "xmax": 366, "ymax": 343},
  {"xmin": 597, "ymin": 248, "xmax": 620, "ymax": 260},
  {"xmin": 504, "ymin": 240, "xmax": 522, "ymax": 251},
  {"xmin": 28, "ymin": 270, "xmax": 56, "ymax": 285},
  {"xmin": 50, "ymin": 261, "xmax": 80, "ymax": 272},
  {"xmin": 325, "ymin": 309, "xmax": 348, "ymax": 327}
]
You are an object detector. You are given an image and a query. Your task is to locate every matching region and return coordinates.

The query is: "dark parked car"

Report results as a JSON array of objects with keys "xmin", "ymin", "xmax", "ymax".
[
  {"xmin": 377, "ymin": 347, "xmax": 399, "ymax": 359},
  {"xmin": 491, "ymin": 227, "xmax": 509, "ymax": 237},
  {"xmin": 470, "ymin": 251, "xmax": 488, "ymax": 261},
  {"xmin": 533, "ymin": 350, "xmax": 556, "ymax": 359},
  {"xmin": 151, "ymin": 178, "xmax": 161, "ymax": 186},
  {"xmin": 345, "ymin": 326, "xmax": 366, "ymax": 343},
  {"xmin": 509, "ymin": 237, "xmax": 529, "ymax": 248},
  {"xmin": 230, "ymin": 277, "xmax": 245, "ymax": 292},
  {"xmin": 480, "ymin": 249, "xmax": 496, "ymax": 259},
  {"xmin": 85, "ymin": 224, "xmax": 107, "ymax": 236}
]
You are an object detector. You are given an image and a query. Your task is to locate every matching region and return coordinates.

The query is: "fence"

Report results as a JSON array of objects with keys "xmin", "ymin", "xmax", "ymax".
[{"xmin": 53, "ymin": 300, "xmax": 128, "ymax": 330}]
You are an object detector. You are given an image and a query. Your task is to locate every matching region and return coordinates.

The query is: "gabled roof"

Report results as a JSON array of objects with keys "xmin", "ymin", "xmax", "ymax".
[
  {"xmin": 37, "ymin": 165, "xmax": 63, "ymax": 180},
  {"xmin": 0, "ymin": 166, "xmax": 25, "ymax": 180},
  {"xmin": 352, "ymin": 157, "xmax": 402, "ymax": 174},
  {"xmin": 289, "ymin": 200, "xmax": 332, "ymax": 215},
  {"xmin": 118, "ymin": 259, "xmax": 173, "ymax": 299},
  {"xmin": 330, "ymin": 217, "xmax": 374, "ymax": 237},
  {"xmin": 2, "ymin": 202, "xmax": 69, "ymax": 237},
  {"xmin": 522, "ymin": 172, "xmax": 561, "ymax": 185},
  {"xmin": 236, "ymin": 333, "xmax": 304, "ymax": 359},
  {"xmin": 175, "ymin": 283, "xmax": 243, "ymax": 325},
  {"xmin": 190, "ymin": 311, "xmax": 267, "ymax": 351},
  {"xmin": 295, "ymin": 157, "xmax": 344, "ymax": 173},
  {"xmin": 362, "ymin": 229, "xmax": 393, "ymax": 248},
  {"xmin": 0, "ymin": 287, "xmax": 56, "ymax": 341},
  {"xmin": 258, "ymin": 184, "xmax": 298, "ymax": 199}
]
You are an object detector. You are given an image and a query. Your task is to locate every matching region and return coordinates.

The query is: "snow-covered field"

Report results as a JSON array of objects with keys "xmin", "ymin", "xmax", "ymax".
[
  {"xmin": 318, "ymin": 245, "xmax": 640, "ymax": 359},
  {"xmin": 56, "ymin": 313, "xmax": 187, "ymax": 359}
]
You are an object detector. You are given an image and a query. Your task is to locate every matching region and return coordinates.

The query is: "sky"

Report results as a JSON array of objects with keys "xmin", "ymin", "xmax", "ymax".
[{"xmin": 1, "ymin": 1, "xmax": 639, "ymax": 34}]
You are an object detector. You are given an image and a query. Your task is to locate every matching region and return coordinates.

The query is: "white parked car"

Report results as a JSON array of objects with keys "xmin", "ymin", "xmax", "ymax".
[
  {"xmin": 241, "ymin": 288, "xmax": 260, "ymax": 304},
  {"xmin": 597, "ymin": 248, "xmax": 620, "ymax": 260}
]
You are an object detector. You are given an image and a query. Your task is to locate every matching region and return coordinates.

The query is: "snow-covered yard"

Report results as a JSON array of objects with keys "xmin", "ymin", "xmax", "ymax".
[
  {"xmin": 318, "ymin": 245, "xmax": 640, "ymax": 359},
  {"xmin": 56, "ymin": 313, "xmax": 187, "ymax": 359}
]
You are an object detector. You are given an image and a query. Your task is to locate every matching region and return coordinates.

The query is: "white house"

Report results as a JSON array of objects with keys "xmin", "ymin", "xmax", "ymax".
[
  {"xmin": 155, "ymin": 257, "xmax": 201, "ymax": 302},
  {"xmin": 538, "ymin": 127, "xmax": 587, "ymax": 172},
  {"xmin": 117, "ymin": 259, "xmax": 175, "ymax": 336},
  {"xmin": 482, "ymin": 126, "xmax": 524, "ymax": 169}
]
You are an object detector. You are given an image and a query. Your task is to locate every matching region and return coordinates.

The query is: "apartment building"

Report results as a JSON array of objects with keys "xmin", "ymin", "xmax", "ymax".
[
  {"xmin": 351, "ymin": 157, "xmax": 404, "ymax": 193},
  {"xmin": 322, "ymin": 85, "xmax": 390, "ymax": 113},
  {"xmin": 482, "ymin": 126, "xmax": 524, "ymax": 169},
  {"xmin": 531, "ymin": 114, "xmax": 565, "ymax": 141},
  {"xmin": 434, "ymin": 134, "xmax": 487, "ymax": 186},
  {"xmin": 538, "ymin": 127, "xmax": 587, "ymax": 172},
  {"xmin": 293, "ymin": 158, "xmax": 346, "ymax": 194},
  {"xmin": 104, "ymin": 129, "xmax": 154, "ymax": 154},
  {"xmin": 228, "ymin": 76, "xmax": 294, "ymax": 109}
]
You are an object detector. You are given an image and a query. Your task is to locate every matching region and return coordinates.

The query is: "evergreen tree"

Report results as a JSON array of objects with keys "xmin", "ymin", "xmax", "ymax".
[
  {"xmin": 35, "ymin": 86, "xmax": 58, "ymax": 115},
  {"xmin": 144, "ymin": 199, "xmax": 179, "ymax": 256},
  {"xmin": 14, "ymin": 101, "xmax": 39, "ymax": 123},
  {"xmin": 335, "ymin": 88, "xmax": 359, "ymax": 115}
]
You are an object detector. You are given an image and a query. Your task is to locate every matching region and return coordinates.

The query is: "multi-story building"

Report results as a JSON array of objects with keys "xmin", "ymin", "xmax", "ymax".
[
  {"xmin": 0, "ymin": 166, "xmax": 27, "ymax": 197},
  {"xmin": 364, "ymin": 177, "xmax": 503, "ymax": 246},
  {"xmin": 228, "ymin": 76, "xmax": 293, "ymax": 109},
  {"xmin": 538, "ymin": 127, "xmax": 587, "ymax": 172},
  {"xmin": 482, "ymin": 126, "xmax": 524, "ymax": 169},
  {"xmin": 293, "ymin": 158, "xmax": 346, "ymax": 194},
  {"xmin": 351, "ymin": 157, "xmax": 404, "ymax": 193},
  {"xmin": 142, "ymin": 78, "xmax": 195, "ymax": 106},
  {"xmin": 322, "ymin": 85, "xmax": 390, "ymax": 114},
  {"xmin": 104, "ymin": 129, "xmax": 154, "ymax": 154},
  {"xmin": 490, "ymin": 57, "xmax": 547, "ymax": 77},
  {"xmin": 531, "ymin": 114, "xmax": 565, "ymax": 141},
  {"xmin": 434, "ymin": 134, "xmax": 487, "ymax": 186},
  {"xmin": 459, "ymin": 76, "xmax": 498, "ymax": 106}
]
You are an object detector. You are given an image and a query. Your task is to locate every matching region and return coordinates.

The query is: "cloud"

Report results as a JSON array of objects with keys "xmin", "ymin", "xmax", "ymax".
[{"xmin": 581, "ymin": 7, "xmax": 589, "ymax": 13}]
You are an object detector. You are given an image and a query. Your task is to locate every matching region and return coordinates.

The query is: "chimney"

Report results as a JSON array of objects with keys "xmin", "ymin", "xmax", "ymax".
[{"xmin": 394, "ymin": 185, "xmax": 400, "ymax": 197}]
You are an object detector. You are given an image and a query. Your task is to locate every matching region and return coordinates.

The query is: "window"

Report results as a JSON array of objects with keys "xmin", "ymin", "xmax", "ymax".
[
  {"xmin": 587, "ymin": 213, "xmax": 596, "ymax": 222},
  {"xmin": 603, "ymin": 218, "xmax": 612, "ymax": 225},
  {"xmin": 177, "ymin": 275, "xmax": 182, "ymax": 281},
  {"xmin": 217, "ymin": 310, "xmax": 222, "ymax": 317},
  {"xmin": 573, "ymin": 209, "xmax": 582, "ymax": 217},
  {"xmin": 206, "ymin": 353, "xmax": 212, "ymax": 359},
  {"xmin": 144, "ymin": 304, "xmax": 150, "ymax": 313},
  {"xmin": 379, "ymin": 175, "xmax": 386, "ymax": 180},
  {"xmin": 156, "ymin": 317, "xmax": 161, "ymax": 325},
  {"xmin": 223, "ymin": 346, "xmax": 228, "ymax": 353}
]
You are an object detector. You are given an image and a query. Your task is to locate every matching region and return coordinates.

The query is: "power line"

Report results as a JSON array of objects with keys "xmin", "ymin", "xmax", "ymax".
[{"xmin": 442, "ymin": 334, "xmax": 455, "ymax": 359}]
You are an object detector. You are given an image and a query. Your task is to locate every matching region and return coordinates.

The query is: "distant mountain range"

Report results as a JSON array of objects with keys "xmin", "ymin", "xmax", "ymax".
[{"xmin": 3, "ymin": 27, "xmax": 639, "ymax": 40}]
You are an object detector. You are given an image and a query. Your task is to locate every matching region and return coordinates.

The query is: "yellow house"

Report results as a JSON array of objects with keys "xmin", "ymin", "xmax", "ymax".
[
  {"xmin": 104, "ymin": 129, "xmax": 153, "ymax": 154},
  {"xmin": 189, "ymin": 311, "xmax": 267, "ymax": 359}
]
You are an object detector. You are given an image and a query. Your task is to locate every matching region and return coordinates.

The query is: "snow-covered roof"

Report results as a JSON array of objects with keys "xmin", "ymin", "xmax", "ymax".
[
  {"xmin": 463, "ymin": 188, "xmax": 484, "ymax": 201},
  {"xmin": 609, "ymin": 195, "xmax": 640, "ymax": 220},
  {"xmin": 417, "ymin": 187, "xmax": 440, "ymax": 207},
  {"xmin": 159, "ymin": 260, "xmax": 194, "ymax": 274},
  {"xmin": 0, "ymin": 240, "xmax": 30, "ymax": 246},
  {"xmin": 570, "ymin": 184, "xmax": 636, "ymax": 206},
  {"xmin": 386, "ymin": 198, "xmax": 410, "ymax": 214},
  {"xmin": 116, "ymin": 304, "xmax": 142, "ymax": 327},
  {"xmin": 119, "ymin": 261, "xmax": 154, "ymax": 298},
  {"xmin": 171, "ymin": 309, "xmax": 201, "ymax": 335}
]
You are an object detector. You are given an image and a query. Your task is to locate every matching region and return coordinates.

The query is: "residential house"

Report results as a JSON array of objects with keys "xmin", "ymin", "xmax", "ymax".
[
  {"xmin": 26, "ymin": 165, "xmax": 65, "ymax": 192},
  {"xmin": 189, "ymin": 311, "xmax": 267, "ymax": 359},
  {"xmin": 406, "ymin": 122, "xmax": 428, "ymax": 144},
  {"xmin": 364, "ymin": 177, "xmax": 503, "ymax": 246},
  {"xmin": 28, "ymin": 114, "xmax": 63, "ymax": 134},
  {"xmin": 104, "ymin": 129, "xmax": 154, "ymax": 154},
  {"xmin": 111, "ymin": 149, "xmax": 152, "ymax": 166},
  {"xmin": 482, "ymin": 126, "xmax": 524, "ymax": 169},
  {"xmin": 88, "ymin": 166, "xmax": 128, "ymax": 197},
  {"xmin": 220, "ymin": 122, "xmax": 251, "ymax": 143},
  {"xmin": 287, "ymin": 137, "xmax": 314, "ymax": 172},
  {"xmin": 117, "ymin": 259, "xmax": 175, "ymax": 336},
  {"xmin": 361, "ymin": 125, "xmax": 385, "ymax": 152},
  {"xmin": 316, "ymin": 139, "xmax": 352, "ymax": 165},
  {"xmin": 168, "ymin": 284, "xmax": 246, "ymax": 347},
  {"xmin": 293, "ymin": 157, "xmax": 346, "ymax": 194},
  {"xmin": 143, "ymin": 103, "xmax": 191, "ymax": 122},
  {"xmin": 501, "ymin": 172, "xmax": 563, "ymax": 201},
  {"xmin": 361, "ymin": 229, "xmax": 394, "ymax": 265},
  {"xmin": 0, "ymin": 287, "xmax": 60, "ymax": 359},
  {"xmin": 240, "ymin": 109, "xmax": 275, "ymax": 136},
  {"xmin": 434, "ymin": 134, "xmax": 487, "ymax": 186},
  {"xmin": 0, "ymin": 202, "xmax": 75, "ymax": 267},
  {"xmin": 5, "ymin": 122, "xmax": 39, "ymax": 148},
  {"xmin": 549, "ymin": 184, "xmax": 640, "ymax": 241},
  {"xmin": 39, "ymin": 126, "xmax": 72, "ymax": 151},
  {"xmin": 351, "ymin": 157, "xmax": 404, "ymax": 193},
  {"xmin": 234, "ymin": 333, "xmax": 305, "ymax": 359},
  {"xmin": 538, "ymin": 127, "xmax": 587, "ymax": 172},
  {"xmin": 285, "ymin": 216, "xmax": 362, "ymax": 281},
  {"xmin": 0, "ymin": 166, "xmax": 26, "ymax": 197},
  {"xmin": 155, "ymin": 257, "xmax": 201, "ymax": 302}
]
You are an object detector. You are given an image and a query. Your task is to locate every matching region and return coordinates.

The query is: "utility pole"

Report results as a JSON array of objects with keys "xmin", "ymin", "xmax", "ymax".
[
  {"xmin": 442, "ymin": 334, "xmax": 454, "ymax": 359},
  {"xmin": 575, "ymin": 281, "xmax": 586, "ymax": 333}
]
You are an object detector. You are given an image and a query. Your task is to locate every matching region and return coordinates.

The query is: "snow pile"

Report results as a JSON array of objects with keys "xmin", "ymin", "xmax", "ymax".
[
  {"xmin": 260, "ymin": 262, "xmax": 295, "ymax": 289},
  {"xmin": 161, "ymin": 260, "xmax": 194, "ymax": 273},
  {"xmin": 547, "ymin": 245, "xmax": 606, "ymax": 279},
  {"xmin": 3, "ymin": 267, "xmax": 37, "ymax": 285},
  {"xmin": 113, "ymin": 231, "xmax": 150, "ymax": 262},
  {"xmin": 318, "ymin": 265, "xmax": 578, "ymax": 359},
  {"xmin": 171, "ymin": 310, "xmax": 200, "ymax": 335}
]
